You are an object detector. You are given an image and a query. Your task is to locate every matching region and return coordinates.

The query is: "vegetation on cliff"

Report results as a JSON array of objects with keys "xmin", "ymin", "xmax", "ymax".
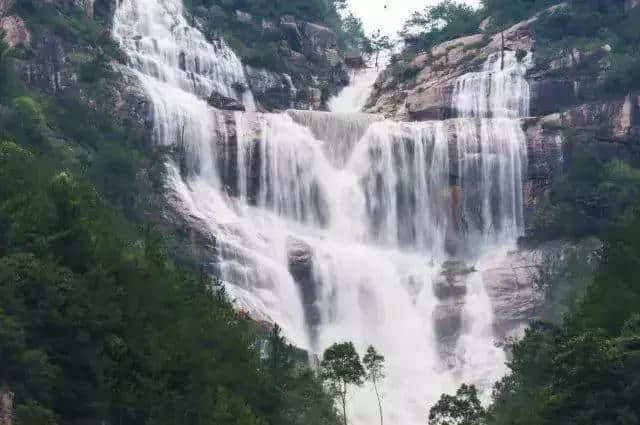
[
  {"xmin": 431, "ymin": 205, "xmax": 640, "ymax": 425},
  {"xmin": 0, "ymin": 3, "xmax": 341, "ymax": 425},
  {"xmin": 423, "ymin": 1, "xmax": 640, "ymax": 423},
  {"xmin": 183, "ymin": 0, "xmax": 367, "ymax": 74}
]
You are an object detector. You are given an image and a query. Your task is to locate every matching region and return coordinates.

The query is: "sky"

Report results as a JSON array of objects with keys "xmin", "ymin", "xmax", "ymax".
[{"xmin": 346, "ymin": 0, "xmax": 481, "ymax": 37}]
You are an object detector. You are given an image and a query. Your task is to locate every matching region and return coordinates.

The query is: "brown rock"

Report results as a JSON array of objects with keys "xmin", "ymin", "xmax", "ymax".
[{"xmin": 554, "ymin": 93, "xmax": 640, "ymax": 141}]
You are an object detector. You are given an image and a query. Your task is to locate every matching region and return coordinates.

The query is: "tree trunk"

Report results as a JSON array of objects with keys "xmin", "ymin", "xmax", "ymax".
[
  {"xmin": 0, "ymin": 388, "xmax": 14, "ymax": 425},
  {"xmin": 341, "ymin": 381, "xmax": 348, "ymax": 425},
  {"xmin": 373, "ymin": 376, "xmax": 383, "ymax": 425}
]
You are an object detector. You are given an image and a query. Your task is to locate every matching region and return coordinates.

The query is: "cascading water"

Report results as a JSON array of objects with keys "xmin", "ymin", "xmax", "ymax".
[{"xmin": 113, "ymin": 0, "xmax": 531, "ymax": 422}]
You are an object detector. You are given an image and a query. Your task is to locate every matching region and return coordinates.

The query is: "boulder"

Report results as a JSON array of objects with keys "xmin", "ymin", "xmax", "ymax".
[
  {"xmin": 208, "ymin": 90, "xmax": 246, "ymax": 111},
  {"xmin": 0, "ymin": 15, "xmax": 29, "ymax": 47}
]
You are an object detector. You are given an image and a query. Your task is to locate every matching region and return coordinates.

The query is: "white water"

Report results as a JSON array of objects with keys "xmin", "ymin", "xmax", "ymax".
[
  {"xmin": 114, "ymin": 1, "xmax": 531, "ymax": 423},
  {"xmin": 328, "ymin": 66, "xmax": 380, "ymax": 113}
]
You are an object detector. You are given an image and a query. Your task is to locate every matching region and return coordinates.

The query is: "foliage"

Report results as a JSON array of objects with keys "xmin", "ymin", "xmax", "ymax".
[
  {"xmin": 363, "ymin": 345, "xmax": 385, "ymax": 425},
  {"xmin": 0, "ymin": 6, "xmax": 341, "ymax": 425},
  {"xmin": 369, "ymin": 30, "xmax": 394, "ymax": 67},
  {"xmin": 428, "ymin": 384, "xmax": 485, "ymax": 425},
  {"xmin": 481, "ymin": 0, "xmax": 560, "ymax": 28},
  {"xmin": 401, "ymin": 1, "xmax": 482, "ymax": 54},
  {"xmin": 533, "ymin": 238, "xmax": 601, "ymax": 324},
  {"xmin": 531, "ymin": 145, "xmax": 640, "ymax": 240},
  {"xmin": 182, "ymin": 0, "xmax": 368, "ymax": 73},
  {"xmin": 531, "ymin": 0, "xmax": 640, "ymax": 99},
  {"xmin": 14, "ymin": 401, "xmax": 57, "ymax": 425},
  {"xmin": 363, "ymin": 345, "xmax": 385, "ymax": 384},
  {"xmin": 321, "ymin": 342, "xmax": 365, "ymax": 425},
  {"xmin": 484, "ymin": 205, "xmax": 640, "ymax": 425},
  {"xmin": 339, "ymin": 12, "xmax": 371, "ymax": 54}
]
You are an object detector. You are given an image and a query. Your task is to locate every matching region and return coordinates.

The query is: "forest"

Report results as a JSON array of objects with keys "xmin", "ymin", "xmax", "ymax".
[
  {"xmin": 0, "ymin": 3, "xmax": 346, "ymax": 425},
  {"xmin": 1, "ymin": 0, "xmax": 640, "ymax": 424}
]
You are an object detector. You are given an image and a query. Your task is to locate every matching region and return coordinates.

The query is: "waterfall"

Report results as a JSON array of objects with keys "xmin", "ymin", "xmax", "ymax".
[
  {"xmin": 328, "ymin": 66, "xmax": 381, "ymax": 113},
  {"xmin": 113, "ymin": 0, "xmax": 531, "ymax": 423}
]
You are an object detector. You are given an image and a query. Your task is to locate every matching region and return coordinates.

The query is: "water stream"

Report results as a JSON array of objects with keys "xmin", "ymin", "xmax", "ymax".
[{"xmin": 113, "ymin": 2, "xmax": 530, "ymax": 424}]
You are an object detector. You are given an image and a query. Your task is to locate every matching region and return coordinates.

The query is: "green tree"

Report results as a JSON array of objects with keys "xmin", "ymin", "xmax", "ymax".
[
  {"xmin": 401, "ymin": 1, "xmax": 481, "ymax": 53},
  {"xmin": 15, "ymin": 401, "xmax": 57, "ymax": 425},
  {"xmin": 321, "ymin": 342, "xmax": 365, "ymax": 425},
  {"xmin": 369, "ymin": 30, "xmax": 394, "ymax": 68},
  {"xmin": 363, "ymin": 345, "xmax": 385, "ymax": 425},
  {"xmin": 428, "ymin": 384, "xmax": 485, "ymax": 425}
]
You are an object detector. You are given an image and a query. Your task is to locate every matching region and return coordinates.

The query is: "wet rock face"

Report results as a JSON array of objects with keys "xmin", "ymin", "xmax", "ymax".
[
  {"xmin": 245, "ymin": 66, "xmax": 296, "ymax": 111},
  {"xmin": 529, "ymin": 79, "xmax": 577, "ymax": 116},
  {"xmin": 545, "ymin": 93, "xmax": 640, "ymax": 142},
  {"xmin": 208, "ymin": 90, "xmax": 246, "ymax": 111},
  {"xmin": 481, "ymin": 243, "xmax": 564, "ymax": 339},
  {"xmin": 286, "ymin": 237, "xmax": 321, "ymax": 339},
  {"xmin": 227, "ymin": 11, "xmax": 348, "ymax": 111},
  {"xmin": 432, "ymin": 260, "xmax": 473, "ymax": 344}
]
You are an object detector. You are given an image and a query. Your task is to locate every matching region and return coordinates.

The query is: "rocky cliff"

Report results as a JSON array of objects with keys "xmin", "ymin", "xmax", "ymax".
[
  {"xmin": 186, "ymin": 7, "xmax": 351, "ymax": 111},
  {"xmin": 365, "ymin": 3, "xmax": 640, "ymax": 239}
]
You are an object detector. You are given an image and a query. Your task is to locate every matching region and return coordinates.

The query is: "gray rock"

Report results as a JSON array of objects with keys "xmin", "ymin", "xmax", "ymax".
[
  {"xmin": 481, "ymin": 243, "xmax": 564, "ymax": 338},
  {"xmin": 433, "ymin": 303, "xmax": 464, "ymax": 339},
  {"xmin": 208, "ymin": 90, "xmax": 246, "ymax": 111},
  {"xmin": 287, "ymin": 237, "xmax": 322, "ymax": 338},
  {"xmin": 433, "ymin": 280, "xmax": 467, "ymax": 299},
  {"xmin": 245, "ymin": 65, "xmax": 297, "ymax": 110}
]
